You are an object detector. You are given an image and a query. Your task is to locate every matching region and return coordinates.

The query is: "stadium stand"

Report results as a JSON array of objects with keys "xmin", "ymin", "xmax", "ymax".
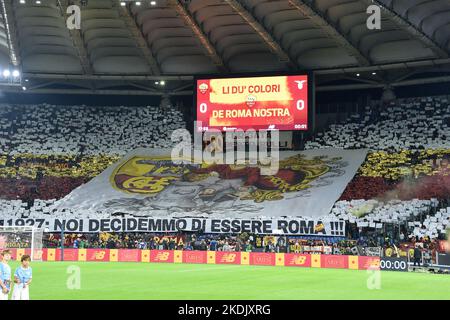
[
  {"xmin": 305, "ymin": 96, "xmax": 450, "ymax": 151},
  {"xmin": 0, "ymin": 103, "xmax": 184, "ymax": 155},
  {"xmin": 0, "ymin": 102, "xmax": 183, "ymax": 219},
  {"xmin": 185, "ymin": 0, "xmax": 288, "ymax": 72},
  {"xmin": 416, "ymin": 206, "xmax": 450, "ymax": 240},
  {"xmin": 4, "ymin": 0, "xmax": 449, "ymax": 75},
  {"xmin": 0, "ymin": 11, "xmax": 12, "ymax": 70},
  {"xmin": 0, "ymin": 0, "xmax": 448, "ymax": 259},
  {"xmin": 13, "ymin": 0, "xmax": 83, "ymax": 74},
  {"xmin": 332, "ymin": 199, "xmax": 449, "ymax": 240},
  {"xmin": 305, "ymin": 95, "xmax": 450, "ymax": 245},
  {"xmin": 130, "ymin": 1, "xmax": 218, "ymax": 74},
  {"xmin": 376, "ymin": 0, "xmax": 450, "ymax": 53},
  {"xmin": 0, "ymin": 1, "xmax": 448, "ymax": 303},
  {"xmin": 237, "ymin": 0, "xmax": 360, "ymax": 68},
  {"xmin": 80, "ymin": 0, "xmax": 151, "ymax": 74},
  {"xmin": 0, "ymin": 95, "xmax": 447, "ymax": 252},
  {"xmin": 0, "ymin": 198, "xmax": 111, "ymax": 220}
]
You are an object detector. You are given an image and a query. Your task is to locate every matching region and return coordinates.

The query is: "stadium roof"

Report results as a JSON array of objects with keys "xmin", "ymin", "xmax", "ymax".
[{"xmin": 0, "ymin": 0, "xmax": 449, "ymax": 95}]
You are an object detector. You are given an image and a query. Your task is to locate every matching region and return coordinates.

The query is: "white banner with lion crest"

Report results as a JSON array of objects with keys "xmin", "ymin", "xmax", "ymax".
[{"xmin": 56, "ymin": 148, "xmax": 367, "ymax": 218}]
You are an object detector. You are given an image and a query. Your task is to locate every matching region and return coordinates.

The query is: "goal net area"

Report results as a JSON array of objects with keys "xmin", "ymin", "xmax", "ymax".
[{"xmin": 0, "ymin": 226, "xmax": 44, "ymax": 261}]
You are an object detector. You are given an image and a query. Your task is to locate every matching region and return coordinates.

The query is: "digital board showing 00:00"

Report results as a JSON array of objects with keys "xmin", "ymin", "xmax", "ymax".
[
  {"xmin": 196, "ymin": 74, "xmax": 309, "ymax": 132},
  {"xmin": 380, "ymin": 257, "xmax": 409, "ymax": 271}
]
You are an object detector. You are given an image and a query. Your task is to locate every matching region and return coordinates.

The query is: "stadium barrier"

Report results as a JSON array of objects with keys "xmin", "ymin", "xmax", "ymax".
[{"xmin": 7, "ymin": 248, "xmax": 381, "ymax": 270}]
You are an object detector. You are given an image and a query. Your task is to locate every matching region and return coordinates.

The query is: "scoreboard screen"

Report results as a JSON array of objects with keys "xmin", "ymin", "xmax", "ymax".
[{"xmin": 196, "ymin": 74, "xmax": 309, "ymax": 131}]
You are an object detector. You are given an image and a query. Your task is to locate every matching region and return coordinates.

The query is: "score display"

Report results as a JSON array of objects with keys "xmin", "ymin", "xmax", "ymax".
[{"xmin": 196, "ymin": 74, "xmax": 309, "ymax": 131}]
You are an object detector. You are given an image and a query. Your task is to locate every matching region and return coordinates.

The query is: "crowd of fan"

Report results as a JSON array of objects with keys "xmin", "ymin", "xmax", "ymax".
[
  {"xmin": 0, "ymin": 103, "xmax": 185, "ymax": 155},
  {"xmin": 333, "ymin": 199, "xmax": 449, "ymax": 240},
  {"xmin": 0, "ymin": 96, "xmax": 449, "ymax": 249},
  {"xmin": 0, "ymin": 199, "xmax": 112, "ymax": 220},
  {"xmin": 3, "ymin": 197, "xmax": 448, "ymax": 243},
  {"xmin": 303, "ymin": 95, "xmax": 450, "ymax": 244},
  {"xmin": 45, "ymin": 233, "xmax": 256, "ymax": 251},
  {"xmin": 40, "ymin": 231, "xmax": 445, "ymax": 260},
  {"xmin": 0, "ymin": 102, "xmax": 184, "ymax": 201},
  {"xmin": 339, "ymin": 151, "xmax": 450, "ymax": 202},
  {"xmin": 44, "ymin": 232, "xmax": 347, "ymax": 253},
  {"xmin": 305, "ymin": 96, "xmax": 450, "ymax": 151},
  {"xmin": 0, "ymin": 96, "xmax": 446, "ymax": 155}
]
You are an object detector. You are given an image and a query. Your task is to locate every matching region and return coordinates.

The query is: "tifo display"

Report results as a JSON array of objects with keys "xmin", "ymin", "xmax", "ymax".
[
  {"xmin": 0, "ymin": 95, "xmax": 448, "ymax": 293},
  {"xmin": 1, "ymin": 0, "xmax": 450, "ymax": 303},
  {"xmin": 0, "ymin": 97, "xmax": 448, "ymax": 246}
]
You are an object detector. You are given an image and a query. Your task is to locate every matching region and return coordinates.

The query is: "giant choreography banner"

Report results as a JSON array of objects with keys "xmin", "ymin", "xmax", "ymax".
[
  {"xmin": 0, "ymin": 217, "xmax": 346, "ymax": 235},
  {"xmin": 55, "ymin": 148, "xmax": 367, "ymax": 219}
]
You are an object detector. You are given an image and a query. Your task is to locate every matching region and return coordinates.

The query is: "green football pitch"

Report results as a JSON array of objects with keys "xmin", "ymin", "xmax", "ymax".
[{"xmin": 6, "ymin": 261, "xmax": 450, "ymax": 300}]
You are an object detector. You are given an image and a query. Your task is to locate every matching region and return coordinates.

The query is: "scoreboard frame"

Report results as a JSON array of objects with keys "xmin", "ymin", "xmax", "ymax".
[{"xmin": 193, "ymin": 71, "xmax": 315, "ymax": 133}]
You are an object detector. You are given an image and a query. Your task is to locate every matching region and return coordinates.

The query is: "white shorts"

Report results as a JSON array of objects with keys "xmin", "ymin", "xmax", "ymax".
[
  {"xmin": 12, "ymin": 284, "xmax": 29, "ymax": 301},
  {"xmin": 0, "ymin": 290, "xmax": 9, "ymax": 300}
]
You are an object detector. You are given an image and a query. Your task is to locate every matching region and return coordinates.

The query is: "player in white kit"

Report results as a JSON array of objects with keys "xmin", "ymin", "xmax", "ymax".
[
  {"xmin": 0, "ymin": 249, "xmax": 12, "ymax": 300},
  {"xmin": 12, "ymin": 254, "xmax": 32, "ymax": 300}
]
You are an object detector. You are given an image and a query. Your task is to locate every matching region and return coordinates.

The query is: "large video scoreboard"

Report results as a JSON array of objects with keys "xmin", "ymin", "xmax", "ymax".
[{"xmin": 195, "ymin": 74, "xmax": 310, "ymax": 132}]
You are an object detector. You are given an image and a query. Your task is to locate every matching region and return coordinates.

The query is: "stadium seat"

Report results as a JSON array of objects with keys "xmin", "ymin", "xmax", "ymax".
[
  {"xmin": 80, "ymin": 0, "xmax": 151, "ymax": 74},
  {"xmin": 13, "ymin": 1, "xmax": 83, "ymax": 74},
  {"xmin": 130, "ymin": 2, "xmax": 218, "ymax": 74}
]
